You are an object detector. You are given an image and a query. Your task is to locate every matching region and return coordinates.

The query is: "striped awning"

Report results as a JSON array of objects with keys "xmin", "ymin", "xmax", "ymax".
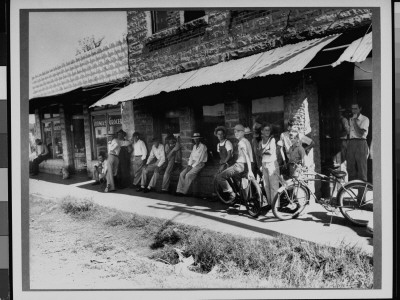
[
  {"xmin": 90, "ymin": 34, "xmax": 341, "ymax": 108},
  {"xmin": 331, "ymin": 32, "xmax": 372, "ymax": 67}
]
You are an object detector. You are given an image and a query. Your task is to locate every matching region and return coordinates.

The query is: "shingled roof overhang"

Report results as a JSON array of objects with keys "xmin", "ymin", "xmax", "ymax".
[{"xmin": 29, "ymin": 80, "xmax": 127, "ymax": 114}]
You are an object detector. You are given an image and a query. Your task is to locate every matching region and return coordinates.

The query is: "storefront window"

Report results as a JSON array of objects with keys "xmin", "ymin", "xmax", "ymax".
[
  {"xmin": 42, "ymin": 120, "xmax": 63, "ymax": 159},
  {"xmin": 252, "ymin": 96, "xmax": 284, "ymax": 137},
  {"xmin": 92, "ymin": 110, "xmax": 122, "ymax": 159},
  {"xmin": 201, "ymin": 103, "xmax": 225, "ymax": 163}
]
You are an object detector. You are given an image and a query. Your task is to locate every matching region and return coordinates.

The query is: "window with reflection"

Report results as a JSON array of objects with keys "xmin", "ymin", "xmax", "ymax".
[
  {"xmin": 92, "ymin": 110, "xmax": 122, "ymax": 159},
  {"xmin": 201, "ymin": 103, "xmax": 225, "ymax": 164},
  {"xmin": 42, "ymin": 120, "xmax": 63, "ymax": 159}
]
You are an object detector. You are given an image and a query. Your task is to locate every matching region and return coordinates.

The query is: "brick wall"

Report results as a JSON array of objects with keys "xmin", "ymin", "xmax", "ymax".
[
  {"xmin": 127, "ymin": 9, "xmax": 371, "ymax": 82},
  {"xmin": 121, "ymin": 101, "xmax": 135, "ymax": 139},
  {"xmin": 283, "ymin": 74, "xmax": 321, "ymax": 196}
]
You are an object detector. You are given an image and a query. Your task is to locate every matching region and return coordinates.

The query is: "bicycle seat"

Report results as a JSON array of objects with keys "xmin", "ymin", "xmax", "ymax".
[{"xmin": 328, "ymin": 168, "xmax": 347, "ymax": 179}]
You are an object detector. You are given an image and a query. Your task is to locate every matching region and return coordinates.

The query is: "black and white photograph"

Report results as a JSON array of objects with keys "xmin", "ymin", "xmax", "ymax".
[{"xmin": 9, "ymin": 0, "xmax": 393, "ymax": 299}]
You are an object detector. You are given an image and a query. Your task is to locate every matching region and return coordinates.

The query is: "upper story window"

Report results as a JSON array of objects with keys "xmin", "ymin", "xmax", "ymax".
[
  {"xmin": 230, "ymin": 10, "xmax": 270, "ymax": 27},
  {"xmin": 151, "ymin": 11, "xmax": 169, "ymax": 33},
  {"xmin": 184, "ymin": 11, "xmax": 205, "ymax": 23}
]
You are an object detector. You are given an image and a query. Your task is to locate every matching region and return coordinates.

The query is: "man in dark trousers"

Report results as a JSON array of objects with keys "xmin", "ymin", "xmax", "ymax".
[{"xmin": 346, "ymin": 103, "xmax": 370, "ymax": 182}]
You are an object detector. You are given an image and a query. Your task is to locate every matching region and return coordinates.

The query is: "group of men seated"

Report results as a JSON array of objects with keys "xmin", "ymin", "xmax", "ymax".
[{"xmin": 92, "ymin": 120, "xmax": 314, "ymax": 206}]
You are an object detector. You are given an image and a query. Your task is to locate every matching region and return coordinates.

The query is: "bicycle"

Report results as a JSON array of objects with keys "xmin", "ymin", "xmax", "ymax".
[
  {"xmin": 271, "ymin": 162, "xmax": 373, "ymax": 227},
  {"xmin": 214, "ymin": 170, "xmax": 264, "ymax": 218}
]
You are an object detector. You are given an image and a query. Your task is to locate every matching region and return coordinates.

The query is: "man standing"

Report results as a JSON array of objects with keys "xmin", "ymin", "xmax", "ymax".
[
  {"xmin": 105, "ymin": 133, "xmax": 121, "ymax": 192},
  {"xmin": 131, "ymin": 132, "xmax": 147, "ymax": 187},
  {"xmin": 216, "ymin": 124, "xmax": 254, "ymax": 203},
  {"xmin": 346, "ymin": 103, "xmax": 369, "ymax": 182},
  {"xmin": 160, "ymin": 134, "xmax": 181, "ymax": 193},
  {"xmin": 30, "ymin": 139, "xmax": 49, "ymax": 176},
  {"xmin": 137, "ymin": 137, "xmax": 166, "ymax": 193},
  {"xmin": 176, "ymin": 133, "xmax": 208, "ymax": 196},
  {"xmin": 214, "ymin": 126, "xmax": 233, "ymax": 173}
]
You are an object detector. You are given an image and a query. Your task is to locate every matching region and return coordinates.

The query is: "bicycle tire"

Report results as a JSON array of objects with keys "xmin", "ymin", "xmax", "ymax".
[
  {"xmin": 214, "ymin": 177, "xmax": 236, "ymax": 205},
  {"xmin": 272, "ymin": 183, "xmax": 309, "ymax": 220},
  {"xmin": 338, "ymin": 181, "xmax": 373, "ymax": 227},
  {"xmin": 245, "ymin": 178, "xmax": 263, "ymax": 218}
]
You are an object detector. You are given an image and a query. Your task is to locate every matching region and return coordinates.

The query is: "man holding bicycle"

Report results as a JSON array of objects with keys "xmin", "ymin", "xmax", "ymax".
[{"xmin": 216, "ymin": 124, "xmax": 254, "ymax": 202}]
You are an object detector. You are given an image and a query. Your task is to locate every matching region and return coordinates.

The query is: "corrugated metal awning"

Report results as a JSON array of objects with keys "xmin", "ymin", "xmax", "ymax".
[
  {"xmin": 331, "ymin": 32, "xmax": 372, "ymax": 67},
  {"xmin": 90, "ymin": 34, "xmax": 340, "ymax": 108}
]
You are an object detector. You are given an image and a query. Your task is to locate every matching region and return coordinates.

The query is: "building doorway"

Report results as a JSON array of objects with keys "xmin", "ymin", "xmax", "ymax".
[{"xmin": 72, "ymin": 116, "xmax": 86, "ymax": 172}]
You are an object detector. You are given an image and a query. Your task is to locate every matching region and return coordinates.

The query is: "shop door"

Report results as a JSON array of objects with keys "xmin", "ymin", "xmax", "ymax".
[{"xmin": 72, "ymin": 117, "xmax": 86, "ymax": 172}]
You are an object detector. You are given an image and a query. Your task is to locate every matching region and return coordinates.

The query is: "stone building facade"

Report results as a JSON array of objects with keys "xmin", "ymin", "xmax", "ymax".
[
  {"xmin": 31, "ymin": 8, "xmax": 374, "ymax": 198},
  {"xmin": 92, "ymin": 8, "xmax": 372, "ymax": 196}
]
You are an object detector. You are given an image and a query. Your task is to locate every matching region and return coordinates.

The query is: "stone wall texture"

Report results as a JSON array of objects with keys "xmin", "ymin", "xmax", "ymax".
[{"xmin": 127, "ymin": 8, "xmax": 372, "ymax": 82}]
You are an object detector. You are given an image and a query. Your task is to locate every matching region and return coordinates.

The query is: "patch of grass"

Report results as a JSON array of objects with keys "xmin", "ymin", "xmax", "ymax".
[
  {"xmin": 69, "ymin": 198, "xmax": 373, "ymax": 288},
  {"xmin": 147, "ymin": 223, "xmax": 373, "ymax": 288},
  {"xmin": 60, "ymin": 196, "xmax": 95, "ymax": 219}
]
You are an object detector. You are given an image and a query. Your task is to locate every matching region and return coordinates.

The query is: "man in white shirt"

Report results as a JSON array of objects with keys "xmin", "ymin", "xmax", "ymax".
[
  {"xmin": 216, "ymin": 124, "xmax": 254, "ymax": 202},
  {"xmin": 105, "ymin": 133, "xmax": 121, "ymax": 192},
  {"xmin": 131, "ymin": 132, "xmax": 148, "ymax": 186},
  {"xmin": 346, "ymin": 103, "xmax": 370, "ymax": 182},
  {"xmin": 137, "ymin": 137, "xmax": 166, "ymax": 193},
  {"xmin": 176, "ymin": 133, "xmax": 208, "ymax": 196}
]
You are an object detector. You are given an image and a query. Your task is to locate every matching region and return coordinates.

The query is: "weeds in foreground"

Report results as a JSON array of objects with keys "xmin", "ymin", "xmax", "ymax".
[
  {"xmin": 61, "ymin": 196, "xmax": 95, "ymax": 219},
  {"xmin": 62, "ymin": 199, "xmax": 373, "ymax": 288}
]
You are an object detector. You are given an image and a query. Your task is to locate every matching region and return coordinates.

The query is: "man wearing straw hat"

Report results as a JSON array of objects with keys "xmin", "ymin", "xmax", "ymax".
[
  {"xmin": 176, "ymin": 132, "xmax": 208, "ymax": 196},
  {"xmin": 216, "ymin": 124, "xmax": 254, "ymax": 203}
]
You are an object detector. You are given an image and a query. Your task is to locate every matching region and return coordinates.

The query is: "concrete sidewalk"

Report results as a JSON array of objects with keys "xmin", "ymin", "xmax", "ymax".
[{"xmin": 29, "ymin": 177, "xmax": 373, "ymax": 255}]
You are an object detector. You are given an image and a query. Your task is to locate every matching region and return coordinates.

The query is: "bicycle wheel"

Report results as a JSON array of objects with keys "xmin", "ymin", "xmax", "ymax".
[
  {"xmin": 338, "ymin": 181, "xmax": 373, "ymax": 227},
  {"xmin": 214, "ymin": 177, "xmax": 236, "ymax": 205},
  {"xmin": 272, "ymin": 183, "xmax": 308, "ymax": 220},
  {"xmin": 245, "ymin": 178, "xmax": 263, "ymax": 218}
]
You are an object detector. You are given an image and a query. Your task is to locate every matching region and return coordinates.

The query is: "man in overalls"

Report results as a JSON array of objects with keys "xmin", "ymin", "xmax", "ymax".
[{"xmin": 214, "ymin": 126, "xmax": 233, "ymax": 173}]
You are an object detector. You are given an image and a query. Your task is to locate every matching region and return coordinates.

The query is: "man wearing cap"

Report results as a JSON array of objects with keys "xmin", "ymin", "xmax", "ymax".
[
  {"xmin": 346, "ymin": 103, "xmax": 369, "ymax": 182},
  {"xmin": 176, "ymin": 133, "xmax": 208, "ymax": 196},
  {"xmin": 216, "ymin": 124, "xmax": 254, "ymax": 202},
  {"xmin": 160, "ymin": 134, "xmax": 182, "ymax": 193},
  {"xmin": 137, "ymin": 137, "xmax": 166, "ymax": 193},
  {"xmin": 131, "ymin": 132, "xmax": 148, "ymax": 187},
  {"xmin": 214, "ymin": 126, "xmax": 233, "ymax": 173}
]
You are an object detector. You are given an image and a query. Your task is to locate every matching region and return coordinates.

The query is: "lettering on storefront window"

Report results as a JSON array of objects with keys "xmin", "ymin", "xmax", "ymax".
[{"xmin": 93, "ymin": 118, "xmax": 122, "ymax": 127}]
